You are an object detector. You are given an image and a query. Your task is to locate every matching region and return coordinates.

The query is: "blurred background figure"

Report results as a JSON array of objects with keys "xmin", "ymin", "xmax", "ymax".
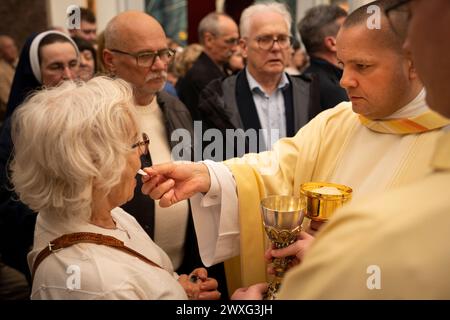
[
  {"xmin": 298, "ymin": 4, "xmax": 349, "ymax": 115},
  {"xmin": 228, "ymin": 47, "xmax": 245, "ymax": 74},
  {"xmin": 72, "ymin": 36, "xmax": 97, "ymax": 81},
  {"xmin": 166, "ymin": 43, "xmax": 204, "ymax": 97},
  {"xmin": 176, "ymin": 12, "xmax": 239, "ymax": 120},
  {"xmin": 68, "ymin": 7, "xmax": 97, "ymax": 47},
  {"xmin": 166, "ymin": 37, "xmax": 185, "ymax": 87},
  {"xmin": 167, "ymin": 37, "xmax": 182, "ymax": 53},
  {"xmin": 173, "ymin": 43, "xmax": 203, "ymax": 81},
  {"xmin": 0, "ymin": 35, "xmax": 18, "ymax": 123},
  {"xmin": 0, "ymin": 31, "xmax": 79, "ymax": 299},
  {"xmin": 285, "ymin": 41, "xmax": 309, "ymax": 76},
  {"xmin": 163, "ymin": 38, "xmax": 181, "ymax": 97}
]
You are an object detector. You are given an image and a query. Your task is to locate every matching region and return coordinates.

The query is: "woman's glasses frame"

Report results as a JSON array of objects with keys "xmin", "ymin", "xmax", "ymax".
[{"xmin": 132, "ymin": 133, "xmax": 150, "ymax": 156}]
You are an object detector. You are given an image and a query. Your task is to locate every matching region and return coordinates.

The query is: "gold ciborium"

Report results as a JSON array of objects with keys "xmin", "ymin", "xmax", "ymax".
[
  {"xmin": 261, "ymin": 195, "xmax": 305, "ymax": 300},
  {"xmin": 300, "ymin": 182, "xmax": 352, "ymax": 229}
]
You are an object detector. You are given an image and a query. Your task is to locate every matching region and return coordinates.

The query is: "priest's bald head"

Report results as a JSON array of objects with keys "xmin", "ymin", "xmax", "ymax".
[
  {"xmin": 336, "ymin": 0, "xmax": 422, "ymax": 120},
  {"xmin": 103, "ymin": 11, "xmax": 174, "ymax": 106}
]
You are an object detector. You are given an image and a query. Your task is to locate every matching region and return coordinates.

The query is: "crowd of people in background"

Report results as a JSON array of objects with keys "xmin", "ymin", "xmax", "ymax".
[{"xmin": 0, "ymin": 6, "xmax": 324, "ymax": 128}]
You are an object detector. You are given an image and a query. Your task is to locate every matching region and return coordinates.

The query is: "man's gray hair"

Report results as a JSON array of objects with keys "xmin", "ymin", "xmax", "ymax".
[
  {"xmin": 240, "ymin": 2, "xmax": 292, "ymax": 38},
  {"xmin": 298, "ymin": 4, "xmax": 347, "ymax": 55},
  {"xmin": 11, "ymin": 77, "xmax": 140, "ymax": 221},
  {"xmin": 198, "ymin": 12, "xmax": 233, "ymax": 45}
]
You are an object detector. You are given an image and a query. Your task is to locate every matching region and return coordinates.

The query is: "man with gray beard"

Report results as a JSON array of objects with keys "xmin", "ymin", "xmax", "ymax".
[{"xmin": 103, "ymin": 11, "xmax": 228, "ymax": 297}]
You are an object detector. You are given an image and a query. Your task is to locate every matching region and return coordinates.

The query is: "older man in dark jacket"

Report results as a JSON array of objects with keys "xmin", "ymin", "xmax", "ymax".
[
  {"xmin": 176, "ymin": 12, "xmax": 239, "ymax": 121},
  {"xmin": 198, "ymin": 2, "xmax": 320, "ymax": 160}
]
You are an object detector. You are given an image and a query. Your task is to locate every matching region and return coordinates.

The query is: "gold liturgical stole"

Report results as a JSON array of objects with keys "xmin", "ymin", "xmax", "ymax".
[{"xmin": 358, "ymin": 110, "xmax": 449, "ymax": 134}]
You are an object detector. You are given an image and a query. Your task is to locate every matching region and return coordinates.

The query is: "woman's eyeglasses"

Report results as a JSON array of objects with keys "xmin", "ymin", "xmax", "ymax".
[{"xmin": 132, "ymin": 133, "xmax": 149, "ymax": 156}]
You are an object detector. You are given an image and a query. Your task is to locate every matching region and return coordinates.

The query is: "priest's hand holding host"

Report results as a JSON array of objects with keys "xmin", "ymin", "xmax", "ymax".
[{"xmin": 141, "ymin": 162, "xmax": 211, "ymax": 208}]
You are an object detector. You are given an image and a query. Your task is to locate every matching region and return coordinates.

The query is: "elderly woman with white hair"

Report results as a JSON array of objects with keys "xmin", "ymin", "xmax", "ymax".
[{"xmin": 9, "ymin": 77, "xmax": 220, "ymax": 300}]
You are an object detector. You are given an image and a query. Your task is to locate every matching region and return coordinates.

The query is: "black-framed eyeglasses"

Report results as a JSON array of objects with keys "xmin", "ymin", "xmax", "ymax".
[
  {"xmin": 132, "ymin": 133, "xmax": 149, "ymax": 156},
  {"xmin": 109, "ymin": 48, "xmax": 176, "ymax": 68},
  {"xmin": 385, "ymin": 0, "xmax": 412, "ymax": 39},
  {"xmin": 254, "ymin": 34, "xmax": 292, "ymax": 51}
]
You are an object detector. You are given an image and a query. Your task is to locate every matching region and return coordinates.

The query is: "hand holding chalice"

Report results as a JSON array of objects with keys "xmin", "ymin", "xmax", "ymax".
[{"xmin": 261, "ymin": 195, "xmax": 305, "ymax": 300}]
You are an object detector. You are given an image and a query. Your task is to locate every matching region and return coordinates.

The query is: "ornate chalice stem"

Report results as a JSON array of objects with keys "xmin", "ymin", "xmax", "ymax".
[
  {"xmin": 264, "ymin": 226, "xmax": 300, "ymax": 300},
  {"xmin": 261, "ymin": 196, "xmax": 304, "ymax": 300}
]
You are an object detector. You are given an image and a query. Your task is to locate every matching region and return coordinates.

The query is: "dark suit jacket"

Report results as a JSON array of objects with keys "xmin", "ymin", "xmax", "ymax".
[
  {"xmin": 176, "ymin": 52, "xmax": 226, "ymax": 121},
  {"xmin": 303, "ymin": 57, "xmax": 349, "ymax": 116}
]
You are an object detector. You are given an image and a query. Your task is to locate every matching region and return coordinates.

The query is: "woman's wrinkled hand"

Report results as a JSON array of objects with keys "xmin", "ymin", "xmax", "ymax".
[{"xmin": 178, "ymin": 267, "xmax": 221, "ymax": 300}]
